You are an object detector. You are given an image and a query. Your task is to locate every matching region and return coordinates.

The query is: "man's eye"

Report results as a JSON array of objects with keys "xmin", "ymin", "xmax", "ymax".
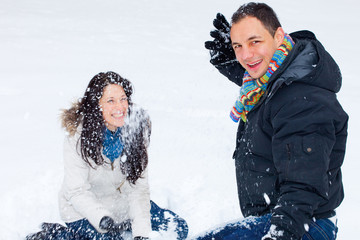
[{"xmin": 120, "ymin": 97, "xmax": 128, "ymax": 102}]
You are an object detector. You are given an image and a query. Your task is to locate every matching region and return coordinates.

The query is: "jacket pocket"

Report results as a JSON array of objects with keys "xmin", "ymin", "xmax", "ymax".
[{"xmin": 302, "ymin": 133, "xmax": 317, "ymax": 155}]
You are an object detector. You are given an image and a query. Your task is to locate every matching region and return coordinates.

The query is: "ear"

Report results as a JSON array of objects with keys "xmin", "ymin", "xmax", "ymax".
[{"xmin": 274, "ymin": 27, "xmax": 285, "ymax": 47}]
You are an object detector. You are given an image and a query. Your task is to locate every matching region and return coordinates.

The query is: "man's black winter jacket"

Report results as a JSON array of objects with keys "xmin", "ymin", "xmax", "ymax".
[{"xmin": 222, "ymin": 31, "xmax": 348, "ymax": 239}]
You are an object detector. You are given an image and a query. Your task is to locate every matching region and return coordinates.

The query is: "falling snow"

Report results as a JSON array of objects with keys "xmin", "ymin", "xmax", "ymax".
[{"xmin": 0, "ymin": 0, "xmax": 359, "ymax": 239}]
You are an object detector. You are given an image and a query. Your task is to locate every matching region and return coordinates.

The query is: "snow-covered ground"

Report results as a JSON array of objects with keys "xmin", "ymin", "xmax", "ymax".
[{"xmin": 0, "ymin": 0, "xmax": 358, "ymax": 239}]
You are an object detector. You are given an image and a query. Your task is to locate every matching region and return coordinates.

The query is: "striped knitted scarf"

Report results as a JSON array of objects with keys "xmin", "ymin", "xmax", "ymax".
[{"xmin": 230, "ymin": 33, "xmax": 295, "ymax": 122}]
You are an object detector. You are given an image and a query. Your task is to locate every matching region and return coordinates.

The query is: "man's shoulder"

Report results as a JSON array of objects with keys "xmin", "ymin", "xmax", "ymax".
[
  {"xmin": 288, "ymin": 30, "xmax": 342, "ymax": 93},
  {"xmin": 290, "ymin": 30, "xmax": 316, "ymax": 41}
]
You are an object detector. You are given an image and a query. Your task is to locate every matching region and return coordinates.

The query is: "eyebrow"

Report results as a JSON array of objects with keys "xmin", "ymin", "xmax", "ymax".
[
  {"xmin": 232, "ymin": 35, "xmax": 262, "ymax": 46},
  {"xmin": 248, "ymin": 35, "xmax": 261, "ymax": 41}
]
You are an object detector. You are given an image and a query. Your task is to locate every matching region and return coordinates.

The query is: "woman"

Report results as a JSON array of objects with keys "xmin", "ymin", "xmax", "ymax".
[{"xmin": 27, "ymin": 71, "xmax": 188, "ymax": 240}]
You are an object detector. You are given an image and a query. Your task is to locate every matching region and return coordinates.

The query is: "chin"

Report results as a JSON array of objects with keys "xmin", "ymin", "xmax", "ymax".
[
  {"xmin": 117, "ymin": 122, "xmax": 126, "ymax": 128},
  {"xmin": 249, "ymin": 70, "xmax": 267, "ymax": 79},
  {"xmin": 248, "ymin": 72, "xmax": 260, "ymax": 79}
]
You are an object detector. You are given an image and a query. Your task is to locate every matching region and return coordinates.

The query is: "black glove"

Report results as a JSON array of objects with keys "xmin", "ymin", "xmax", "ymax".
[
  {"xmin": 205, "ymin": 13, "xmax": 235, "ymax": 66},
  {"xmin": 205, "ymin": 13, "xmax": 244, "ymax": 86},
  {"xmin": 99, "ymin": 216, "xmax": 132, "ymax": 232},
  {"xmin": 99, "ymin": 216, "xmax": 115, "ymax": 231},
  {"xmin": 134, "ymin": 237, "xmax": 149, "ymax": 240}
]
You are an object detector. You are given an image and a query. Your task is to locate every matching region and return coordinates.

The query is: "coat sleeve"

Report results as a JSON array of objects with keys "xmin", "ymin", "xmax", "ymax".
[
  {"xmin": 215, "ymin": 61, "xmax": 245, "ymax": 86},
  {"xmin": 128, "ymin": 167, "xmax": 151, "ymax": 238},
  {"xmin": 62, "ymin": 135, "xmax": 112, "ymax": 233},
  {"xmin": 269, "ymin": 96, "xmax": 341, "ymax": 239}
]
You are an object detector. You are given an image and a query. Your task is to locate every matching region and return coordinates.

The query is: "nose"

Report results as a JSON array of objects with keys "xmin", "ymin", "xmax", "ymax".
[
  {"xmin": 237, "ymin": 46, "xmax": 253, "ymax": 62},
  {"xmin": 114, "ymin": 100, "xmax": 126, "ymax": 110}
]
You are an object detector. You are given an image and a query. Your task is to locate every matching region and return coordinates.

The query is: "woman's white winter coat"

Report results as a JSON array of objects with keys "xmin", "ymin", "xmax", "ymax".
[{"xmin": 58, "ymin": 129, "xmax": 151, "ymax": 238}]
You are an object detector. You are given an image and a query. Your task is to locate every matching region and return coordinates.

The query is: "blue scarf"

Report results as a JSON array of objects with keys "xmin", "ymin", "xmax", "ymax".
[{"xmin": 102, "ymin": 127, "xmax": 124, "ymax": 162}]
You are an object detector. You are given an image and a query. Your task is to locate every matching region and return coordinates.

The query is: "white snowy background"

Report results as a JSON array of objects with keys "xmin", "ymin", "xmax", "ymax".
[{"xmin": 0, "ymin": 0, "xmax": 359, "ymax": 239}]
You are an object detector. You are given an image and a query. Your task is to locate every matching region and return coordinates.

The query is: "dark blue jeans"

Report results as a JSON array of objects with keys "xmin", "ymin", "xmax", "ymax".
[
  {"xmin": 27, "ymin": 201, "xmax": 188, "ymax": 240},
  {"xmin": 302, "ymin": 218, "xmax": 337, "ymax": 240},
  {"xmin": 194, "ymin": 214, "xmax": 337, "ymax": 240}
]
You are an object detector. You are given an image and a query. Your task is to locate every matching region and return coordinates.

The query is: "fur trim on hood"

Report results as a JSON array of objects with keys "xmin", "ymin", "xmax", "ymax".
[{"xmin": 61, "ymin": 101, "xmax": 82, "ymax": 136}]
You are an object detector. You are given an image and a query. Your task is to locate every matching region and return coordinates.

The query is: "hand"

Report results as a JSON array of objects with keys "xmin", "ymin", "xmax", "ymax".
[
  {"xmin": 262, "ymin": 224, "xmax": 295, "ymax": 240},
  {"xmin": 134, "ymin": 237, "xmax": 149, "ymax": 240},
  {"xmin": 205, "ymin": 13, "xmax": 244, "ymax": 86},
  {"xmin": 99, "ymin": 216, "xmax": 115, "ymax": 231},
  {"xmin": 205, "ymin": 13, "xmax": 236, "ymax": 66},
  {"xmin": 99, "ymin": 216, "xmax": 132, "ymax": 232}
]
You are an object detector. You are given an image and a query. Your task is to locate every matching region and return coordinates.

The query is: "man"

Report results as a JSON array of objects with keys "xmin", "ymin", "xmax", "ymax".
[{"xmin": 200, "ymin": 2, "xmax": 348, "ymax": 240}]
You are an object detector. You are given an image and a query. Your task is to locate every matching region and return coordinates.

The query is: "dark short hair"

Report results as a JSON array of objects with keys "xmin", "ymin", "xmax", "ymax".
[{"xmin": 231, "ymin": 2, "xmax": 281, "ymax": 36}]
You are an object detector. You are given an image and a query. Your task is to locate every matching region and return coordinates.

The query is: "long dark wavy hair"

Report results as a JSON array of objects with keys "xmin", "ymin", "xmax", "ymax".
[{"xmin": 61, "ymin": 71, "xmax": 149, "ymax": 184}]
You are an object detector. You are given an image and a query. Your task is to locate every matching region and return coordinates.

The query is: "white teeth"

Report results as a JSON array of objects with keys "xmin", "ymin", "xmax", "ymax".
[
  {"xmin": 248, "ymin": 60, "xmax": 261, "ymax": 66},
  {"xmin": 113, "ymin": 112, "xmax": 124, "ymax": 117}
]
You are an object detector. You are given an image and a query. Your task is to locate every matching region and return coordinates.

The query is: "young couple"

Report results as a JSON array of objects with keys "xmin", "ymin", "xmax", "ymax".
[{"xmin": 27, "ymin": 2, "xmax": 347, "ymax": 240}]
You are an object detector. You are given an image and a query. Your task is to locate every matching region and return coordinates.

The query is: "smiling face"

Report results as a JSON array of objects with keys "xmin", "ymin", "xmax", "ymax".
[
  {"xmin": 230, "ymin": 16, "xmax": 284, "ymax": 79},
  {"xmin": 99, "ymin": 84, "xmax": 129, "ymax": 131}
]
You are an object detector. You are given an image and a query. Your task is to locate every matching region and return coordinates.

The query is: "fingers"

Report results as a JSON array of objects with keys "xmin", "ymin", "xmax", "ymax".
[
  {"xmin": 204, "ymin": 40, "xmax": 224, "ymax": 51},
  {"xmin": 210, "ymin": 30, "xmax": 221, "ymax": 39},
  {"xmin": 213, "ymin": 13, "xmax": 231, "ymax": 32},
  {"xmin": 210, "ymin": 30, "xmax": 231, "ymax": 43},
  {"xmin": 204, "ymin": 41, "xmax": 215, "ymax": 50},
  {"xmin": 210, "ymin": 52, "xmax": 228, "ymax": 65}
]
